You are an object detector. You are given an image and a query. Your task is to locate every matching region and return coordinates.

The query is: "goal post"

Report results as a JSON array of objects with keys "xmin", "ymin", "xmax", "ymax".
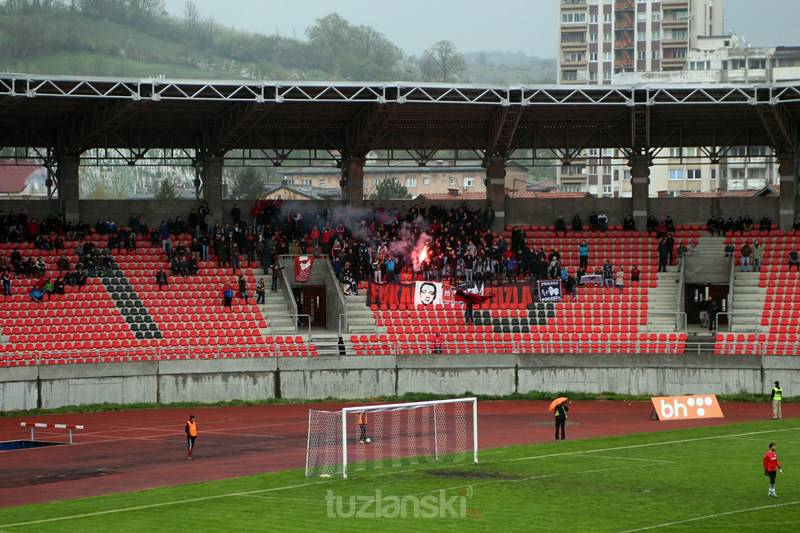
[{"xmin": 305, "ymin": 397, "xmax": 478, "ymax": 479}]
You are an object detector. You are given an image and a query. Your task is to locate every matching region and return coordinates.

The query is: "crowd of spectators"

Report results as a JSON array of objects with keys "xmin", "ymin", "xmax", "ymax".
[{"xmin": 707, "ymin": 214, "xmax": 773, "ymax": 236}]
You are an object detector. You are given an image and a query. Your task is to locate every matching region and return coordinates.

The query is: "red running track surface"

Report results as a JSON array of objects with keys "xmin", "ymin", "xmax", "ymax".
[{"xmin": 0, "ymin": 400, "xmax": 794, "ymax": 508}]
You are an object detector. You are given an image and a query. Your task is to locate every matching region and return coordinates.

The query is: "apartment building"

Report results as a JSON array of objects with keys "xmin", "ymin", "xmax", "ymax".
[{"xmin": 558, "ymin": 0, "xmax": 723, "ymax": 84}]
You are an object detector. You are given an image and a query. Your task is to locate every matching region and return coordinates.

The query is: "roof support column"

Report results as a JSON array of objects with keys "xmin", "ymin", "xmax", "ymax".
[
  {"xmin": 342, "ymin": 155, "xmax": 365, "ymax": 208},
  {"xmin": 778, "ymin": 151, "xmax": 798, "ymax": 231},
  {"xmin": 57, "ymin": 152, "xmax": 80, "ymax": 224},
  {"xmin": 486, "ymin": 156, "xmax": 506, "ymax": 230},
  {"xmin": 629, "ymin": 154, "xmax": 650, "ymax": 232},
  {"xmin": 202, "ymin": 154, "xmax": 224, "ymax": 225}
]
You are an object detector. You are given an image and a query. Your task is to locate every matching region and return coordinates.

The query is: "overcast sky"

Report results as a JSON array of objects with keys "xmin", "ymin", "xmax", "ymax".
[{"xmin": 164, "ymin": 0, "xmax": 799, "ymax": 57}]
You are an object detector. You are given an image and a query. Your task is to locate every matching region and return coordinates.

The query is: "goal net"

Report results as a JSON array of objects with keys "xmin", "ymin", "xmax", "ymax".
[{"xmin": 305, "ymin": 397, "xmax": 478, "ymax": 479}]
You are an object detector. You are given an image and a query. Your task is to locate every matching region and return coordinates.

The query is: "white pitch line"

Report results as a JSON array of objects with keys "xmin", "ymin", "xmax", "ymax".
[
  {"xmin": 618, "ymin": 500, "xmax": 800, "ymax": 532},
  {"xmin": 0, "ymin": 480, "xmax": 331, "ymax": 529},
  {"xmin": 494, "ymin": 426, "xmax": 800, "ymax": 465},
  {"xmin": 591, "ymin": 455, "xmax": 675, "ymax": 464},
  {"xmin": 1, "ymin": 426, "xmax": 798, "ymax": 528}
]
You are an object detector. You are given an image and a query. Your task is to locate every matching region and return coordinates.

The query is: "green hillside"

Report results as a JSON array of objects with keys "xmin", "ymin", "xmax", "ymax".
[{"xmin": 0, "ymin": 2, "xmax": 554, "ymax": 83}]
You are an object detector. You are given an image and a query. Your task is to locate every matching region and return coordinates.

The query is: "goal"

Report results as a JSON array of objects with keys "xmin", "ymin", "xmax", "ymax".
[{"xmin": 305, "ymin": 397, "xmax": 478, "ymax": 479}]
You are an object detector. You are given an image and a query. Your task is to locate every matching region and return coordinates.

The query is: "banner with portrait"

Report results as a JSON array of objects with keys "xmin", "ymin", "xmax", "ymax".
[
  {"xmin": 413, "ymin": 281, "xmax": 443, "ymax": 307},
  {"xmin": 294, "ymin": 255, "xmax": 315, "ymax": 283}
]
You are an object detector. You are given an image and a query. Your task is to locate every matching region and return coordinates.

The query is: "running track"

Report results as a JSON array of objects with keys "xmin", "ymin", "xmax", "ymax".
[{"xmin": 0, "ymin": 400, "xmax": 794, "ymax": 508}]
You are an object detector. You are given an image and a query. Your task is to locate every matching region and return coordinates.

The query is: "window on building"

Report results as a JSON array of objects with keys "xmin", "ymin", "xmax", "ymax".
[
  {"xmin": 589, "ymin": 165, "xmax": 598, "ymax": 174},
  {"xmin": 730, "ymin": 168, "xmax": 746, "ymax": 180},
  {"xmin": 590, "ymin": 13, "xmax": 598, "ymax": 23},
  {"xmin": 561, "ymin": 70, "xmax": 578, "ymax": 81},
  {"xmin": 604, "ymin": 12, "xmax": 611, "ymax": 23},
  {"xmin": 590, "ymin": 32, "xmax": 598, "ymax": 42},
  {"xmin": 711, "ymin": 168, "xmax": 717, "ymax": 180},
  {"xmin": 564, "ymin": 52, "xmax": 584, "ymax": 62},
  {"xmin": 748, "ymin": 167, "xmax": 766, "ymax": 179},
  {"xmin": 561, "ymin": 12, "xmax": 587, "ymax": 23},
  {"xmin": 687, "ymin": 169, "xmax": 702, "ymax": 180},
  {"xmin": 562, "ymin": 165, "xmax": 585, "ymax": 175},
  {"xmin": 405, "ymin": 177, "xmax": 417, "ymax": 187},
  {"xmin": 653, "ymin": 49, "xmax": 660, "ymax": 59},
  {"xmin": 449, "ymin": 176, "xmax": 457, "ymax": 186},
  {"xmin": 463, "ymin": 177, "xmax": 475, "ymax": 188},
  {"xmin": 669, "ymin": 147, "xmax": 682, "ymax": 158},
  {"xmin": 637, "ymin": 31, "xmax": 646, "ymax": 41},
  {"xmin": 672, "ymin": 49, "xmax": 687, "ymax": 59},
  {"xmin": 561, "ymin": 183, "xmax": 582, "ymax": 193},
  {"xmin": 423, "ymin": 176, "xmax": 430, "ymax": 185},
  {"xmin": 602, "ymin": 165, "xmax": 612, "ymax": 174},
  {"xmin": 668, "ymin": 169, "xmax": 685, "ymax": 180},
  {"xmin": 652, "ymin": 11, "xmax": 660, "ymax": 21},
  {"xmin": 301, "ymin": 179, "xmax": 311, "ymax": 186},
  {"xmin": 638, "ymin": 49, "xmax": 647, "ymax": 60},
  {"xmin": 603, "ymin": 31, "xmax": 612, "ymax": 42},
  {"xmin": 604, "ymin": 51, "xmax": 612, "ymax": 61},
  {"xmin": 590, "ymin": 70, "xmax": 598, "ymax": 81},
  {"xmin": 623, "ymin": 169, "xmax": 631, "ymax": 181},
  {"xmin": 651, "ymin": 30, "xmax": 660, "ymax": 41},
  {"xmin": 589, "ymin": 52, "xmax": 598, "ymax": 62},
  {"xmin": 749, "ymin": 58, "xmax": 767, "ymax": 69},
  {"xmin": 603, "ymin": 185, "xmax": 613, "ymax": 196},
  {"xmin": 730, "ymin": 59, "xmax": 746, "ymax": 69},
  {"xmin": 603, "ymin": 69, "xmax": 612, "ymax": 81},
  {"xmin": 637, "ymin": 12, "xmax": 646, "ymax": 21},
  {"xmin": 670, "ymin": 29, "xmax": 689, "ymax": 40}
]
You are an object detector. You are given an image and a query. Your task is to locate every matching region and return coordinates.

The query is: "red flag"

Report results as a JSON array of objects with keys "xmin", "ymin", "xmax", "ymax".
[
  {"xmin": 455, "ymin": 288, "xmax": 491, "ymax": 305},
  {"xmin": 295, "ymin": 255, "xmax": 315, "ymax": 283}
]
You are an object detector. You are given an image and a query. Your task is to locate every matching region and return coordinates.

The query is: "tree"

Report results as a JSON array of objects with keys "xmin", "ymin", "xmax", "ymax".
[
  {"xmin": 155, "ymin": 179, "xmax": 178, "ymax": 199},
  {"xmin": 230, "ymin": 167, "xmax": 266, "ymax": 199},
  {"xmin": 370, "ymin": 178, "xmax": 410, "ymax": 200},
  {"xmin": 183, "ymin": 0, "xmax": 198, "ymax": 30},
  {"xmin": 420, "ymin": 40, "xmax": 466, "ymax": 83}
]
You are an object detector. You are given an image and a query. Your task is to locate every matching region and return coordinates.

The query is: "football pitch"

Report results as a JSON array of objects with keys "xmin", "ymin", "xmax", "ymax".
[{"xmin": 0, "ymin": 419, "xmax": 798, "ymax": 532}]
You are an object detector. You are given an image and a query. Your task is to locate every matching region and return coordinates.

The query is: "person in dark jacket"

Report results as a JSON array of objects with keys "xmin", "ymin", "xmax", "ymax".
[{"xmin": 555, "ymin": 401, "xmax": 570, "ymax": 441}]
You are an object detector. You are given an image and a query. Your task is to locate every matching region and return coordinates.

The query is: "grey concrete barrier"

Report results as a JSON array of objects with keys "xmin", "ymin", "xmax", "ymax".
[
  {"xmin": 278, "ymin": 356, "xmax": 396, "ymax": 400},
  {"xmin": 2, "ymin": 353, "xmax": 799, "ymax": 412},
  {"xmin": 396, "ymin": 355, "xmax": 517, "ymax": 396},
  {"xmin": 158, "ymin": 358, "xmax": 278, "ymax": 404}
]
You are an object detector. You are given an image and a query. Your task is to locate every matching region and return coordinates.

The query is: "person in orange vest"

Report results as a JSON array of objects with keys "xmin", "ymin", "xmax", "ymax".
[
  {"xmin": 358, "ymin": 411, "xmax": 371, "ymax": 444},
  {"xmin": 185, "ymin": 415, "xmax": 198, "ymax": 460}
]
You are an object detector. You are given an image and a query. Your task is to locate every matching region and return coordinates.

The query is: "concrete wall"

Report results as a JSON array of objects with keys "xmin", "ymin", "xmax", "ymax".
[
  {"xmin": 38, "ymin": 362, "xmax": 158, "ymax": 409},
  {"xmin": 279, "ymin": 357, "xmax": 395, "ymax": 400},
  {"xmin": 4, "ymin": 354, "xmax": 796, "ymax": 411},
  {"xmin": 158, "ymin": 359, "xmax": 277, "ymax": 404},
  {"xmin": 396, "ymin": 355, "xmax": 517, "ymax": 396},
  {"xmin": 0, "ymin": 366, "xmax": 39, "ymax": 411},
  {"xmin": 516, "ymin": 355, "xmax": 761, "ymax": 396}
]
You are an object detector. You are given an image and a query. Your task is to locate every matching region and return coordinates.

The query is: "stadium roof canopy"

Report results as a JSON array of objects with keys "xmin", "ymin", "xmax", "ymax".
[{"xmin": 0, "ymin": 74, "xmax": 798, "ymax": 166}]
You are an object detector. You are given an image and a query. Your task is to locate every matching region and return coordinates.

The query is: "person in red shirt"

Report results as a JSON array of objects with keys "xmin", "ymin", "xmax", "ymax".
[{"xmin": 763, "ymin": 442, "xmax": 783, "ymax": 497}]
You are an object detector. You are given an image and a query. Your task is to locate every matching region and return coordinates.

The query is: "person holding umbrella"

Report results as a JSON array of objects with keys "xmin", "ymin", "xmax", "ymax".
[{"xmin": 549, "ymin": 397, "xmax": 570, "ymax": 441}]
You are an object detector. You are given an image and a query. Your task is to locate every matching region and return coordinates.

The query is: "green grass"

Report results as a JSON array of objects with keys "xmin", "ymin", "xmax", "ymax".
[{"xmin": 1, "ymin": 420, "xmax": 799, "ymax": 531}]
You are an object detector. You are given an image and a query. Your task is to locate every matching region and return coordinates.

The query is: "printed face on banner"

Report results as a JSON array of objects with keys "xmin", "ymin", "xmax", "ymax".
[{"xmin": 414, "ymin": 281, "xmax": 442, "ymax": 306}]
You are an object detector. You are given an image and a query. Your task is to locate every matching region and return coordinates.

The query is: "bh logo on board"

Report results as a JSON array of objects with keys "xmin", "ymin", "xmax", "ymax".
[{"xmin": 651, "ymin": 395, "xmax": 725, "ymax": 421}]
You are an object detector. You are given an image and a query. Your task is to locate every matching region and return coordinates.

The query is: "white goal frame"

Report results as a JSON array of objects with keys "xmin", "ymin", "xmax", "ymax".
[{"xmin": 305, "ymin": 397, "xmax": 479, "ymax": 479}]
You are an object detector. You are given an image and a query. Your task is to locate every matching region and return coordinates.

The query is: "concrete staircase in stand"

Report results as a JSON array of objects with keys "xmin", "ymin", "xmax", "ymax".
[
  {"xmin": 343, "ymin": 293, "xmax": 383, "ymax": 335},
  {"xmin": 253, "ymin": 268, "xmax": 298, "ymax": 338},
  {"xmin": 693, "ymin": 236, "xmax": 727, "ymax": 257},
  {"xmin": 644, "ymin": 271, "xmax": 681, "ymax": 332},
  {"xmin": 731, "ymin": 271, "xmax": 767, "ymax": 332}
]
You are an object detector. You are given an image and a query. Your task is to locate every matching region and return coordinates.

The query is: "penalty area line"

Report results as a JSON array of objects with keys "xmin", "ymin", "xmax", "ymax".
[
  {"xmin": 0, "ymin": 480, "xmax": 332, "ymax": 529},
  {"xmin": 618, "ymin": 500, "xmax": 800, "ymax": 532}
]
